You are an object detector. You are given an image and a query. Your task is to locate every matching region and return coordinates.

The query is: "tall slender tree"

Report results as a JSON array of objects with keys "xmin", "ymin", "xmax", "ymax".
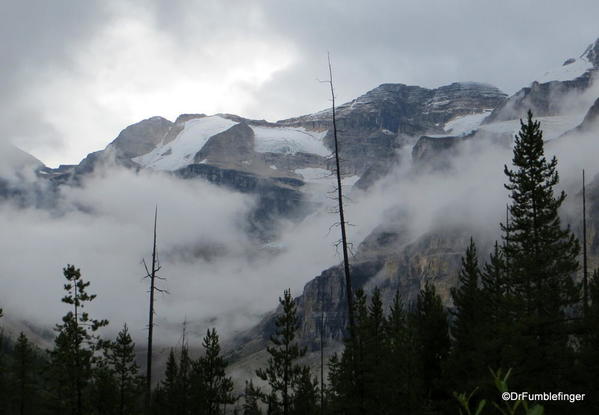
[
  {"xmin": 11, "ymin": 332, "xmax": 35, "ymax": 415},
  {"xmin": 144, "ymin": 206, "xmax": 166, "ymax": 413},
  {"xmin": 501, "ymin": 110, "xmax": 580, "ymax": 390},
  {"xmin": 257, "ymin": 289, "xmax": 307, "ymax": 415},
  {"xmin": 448, "ymin": 239, "xmax": 487, "ymax": 392},
  {"xmin": 48, "ymin": 264, "xmax": 109, "ymax": 415},
  {"xmin": 107, "ymin": 324, "xmax": 141, "ymax": 415}
]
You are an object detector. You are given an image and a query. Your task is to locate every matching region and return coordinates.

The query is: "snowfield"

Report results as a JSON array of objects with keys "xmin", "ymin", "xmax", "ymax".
[
  {"xmin": 252, "ymin": 126, "xmax": 330, "ymax": 156},
  {"xmin": 133, "ymin": 116, "xmax": 238, "ymax": 170},
  {"xmin": 537, "ymin": 56, "xmax": 593, "ymax": 83},
  {"xmin": 443, "ymin": 110, "xmax": 492, "ymax": 136},
  {"xmin": 479, "ymin": 114, "xmax": 586, "ymax": 140}
]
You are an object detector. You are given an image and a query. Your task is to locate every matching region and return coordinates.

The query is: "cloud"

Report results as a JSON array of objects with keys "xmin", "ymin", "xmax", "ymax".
[{"xmin": 2, "ymin": 0, "xmax": 598, "ymax": 167}]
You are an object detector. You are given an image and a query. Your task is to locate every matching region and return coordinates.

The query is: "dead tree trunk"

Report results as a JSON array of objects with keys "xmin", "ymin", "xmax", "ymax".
[{"xmin": 144, "ymin": 206, "xmax": 166, "ymax": 413}]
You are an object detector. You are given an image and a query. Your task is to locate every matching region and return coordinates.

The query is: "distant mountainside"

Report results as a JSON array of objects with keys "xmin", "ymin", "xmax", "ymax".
[{"xmin": 2, "ymin": 37, "xmax": 599, "ymax": 374}]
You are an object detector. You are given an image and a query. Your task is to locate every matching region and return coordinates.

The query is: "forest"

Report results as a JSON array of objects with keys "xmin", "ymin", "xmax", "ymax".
[{"xmin": 0, "ymin": 111, "xmax": 597, "ymax": 414}]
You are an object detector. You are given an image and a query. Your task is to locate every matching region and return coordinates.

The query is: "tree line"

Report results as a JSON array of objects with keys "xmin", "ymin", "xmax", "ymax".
[{"xmin": 0, "ymin": 111, "xmax": 597, "ymax": 414}]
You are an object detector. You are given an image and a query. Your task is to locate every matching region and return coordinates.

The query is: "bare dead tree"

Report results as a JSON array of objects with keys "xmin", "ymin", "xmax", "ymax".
[
  {"xmin": 144, "ymin": 206, "xmax": 167, "ymax": 413},
  {"xmin": 583, "ymin": 169, "xmax": 589, "ymax": 317},
  {"xmin": 326, "ymin": 53, "xmax": 356, "ymax": 346}
]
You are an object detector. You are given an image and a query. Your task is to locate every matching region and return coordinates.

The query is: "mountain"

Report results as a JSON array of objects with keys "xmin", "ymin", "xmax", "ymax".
[{"xmin": 2, "ymin": 37, "xmax": 599, "ymax": 379}]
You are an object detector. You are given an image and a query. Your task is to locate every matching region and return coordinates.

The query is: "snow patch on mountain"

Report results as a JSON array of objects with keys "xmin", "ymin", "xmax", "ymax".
[
  {"xmin": 537, "ymin": 56, "xmax": 593, "ymax": 83},
  {"xmin": 133, "ymin": 116, "xmax": 238, "ymax": 170},
  {"xmin": 443, "ymin": 110, "xmax": 492, "ymax": 136},
  {"xmin": 479, "ymin": 114, "xmax": 586, "ymax": 140},
  {"xmin": 252, "ymin": 126, "xmax": 329, "ymax": 156}
]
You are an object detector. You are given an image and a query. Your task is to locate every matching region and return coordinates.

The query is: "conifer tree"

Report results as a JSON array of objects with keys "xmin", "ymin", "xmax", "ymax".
[
  {"xmin": 243, "ymin": 380, "xmax": 263, "ymax": 415},
  {"xmin": 291, "ymin": 366, "xmax": 318, "ymax": 415},
  {"xmin": 178, "ymin": 342, "xmax": 192, "ymax": 415},
  {"xmin": 448, "ymin": 238, "xmax": 487, "ymax": 392},
  {"xmin": 413, "ymin": 281, "xmax": 450, "ymax": 410},
  {"xmin": 256, "ymin": 289, "xmax": 307, "ymax": 415},
  {"xmin": 385, "ymin": 291, "xmax": 423, "ymax": 414},
  {"xmin": 190, "ymin": 328, "xmax": 234, "ymax": 414},
  {"xmin": 501, "ymin": 111, "xmax": 580, "ymax": 390},
  {"xmin": 160, "ymin": 349, "xmax": 180, "ymax": 414},
  {"xmin": 48, "ymin": 264, "xmax": 109, "ymax": 415},
  {"xmin": 11, "ymin": 332, "xmax": 35, "ymax": 415},
  {"xmin": 106, "ymin": 324, "xmax": 141, "ymax": 415}
]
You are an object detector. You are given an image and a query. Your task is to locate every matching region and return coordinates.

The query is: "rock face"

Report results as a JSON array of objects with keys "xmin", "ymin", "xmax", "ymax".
[
  {"xmin": 486, "ymin": 38, "xmax": 599, "ymax": 123},
  {"xmin": 280, "ymin": 82, "xmax": 507, "ymax": 175}
]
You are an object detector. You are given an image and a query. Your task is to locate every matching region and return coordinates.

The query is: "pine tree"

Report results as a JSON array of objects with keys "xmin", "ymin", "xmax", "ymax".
[
  {"xmin": 413, "ymin": 281, "xmax": 450, "ymax": 411},
  {"xmin": 48, "ymin": 264, "xmax": 109, "ymax": 415},
  {"xmin": 11, "ymin": 332, "xmax": 35, "ymax": 415},
  {"xmin": 291, "ymin": 366, "xmax": 318, "ymax": 415},
  {"xmin": 160, "ymin": 349, "xmax": 180, "ymax": 414},
  {"xmin": 190, "ymin": 328, "xmax": 234, "ymax": 414},
  {"xmin": 579, "ymin": 269, "xmax": 599, "ymax": 412},
  {"xmin": 448, "ymin": 238, "xmax": 487, "ymax": 393},
  {"xmin": 501, "ymin": 111, "xmax": 580, "ymax": 390},
  {"xmin": 384, "ymin": 291, "xmax": 423, "ymax": 414},
  {"xmin": 106, "ymin": 324, "xmax": 141, "ymax": 415},
  {"xmin": 178, "ymin": 342, "xmax": 192, "ymax": 415},
  {"xmin": 256, "ymin": 289, "xmax": 307, "ymax": 415},
  {"xmin": 243, "ymin": 380, "xmax": 263, "ymax": 415}
]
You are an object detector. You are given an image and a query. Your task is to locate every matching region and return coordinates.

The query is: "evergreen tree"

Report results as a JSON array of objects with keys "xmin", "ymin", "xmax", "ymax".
[
  {"xmin": 106, "ymin": 324, "xmax": 141, "ymax": 415},
  {"xmin": 384, "ymin": 291, "xmax": 423, "ymax": 414},
  {"xmin": 501, "ymin": 111, "xmax": 580, "ymax": 390},
  {"xmin": 580, "ymin": 269, "xmax": 599, "ymax": 412},
  {"xmin": 413, "ymin": 281, "xmax": 450, "ymax": 411},
  {"xmin": 48, "ymin": 264, "xmax": 109, "ymax": 415},
  {"xmin": 448, "ymin": 238, "xmax": 487, "ymax": 393},
  {"xmin": 256, "ymin": 289, "xmax": 307, "ymax": 415},
  {"xmin": 291, "ymin": 366, "xmax": 318, "ymax": 415},
  {"xmin": 11, "ymin": 332, "xmax": 35, "ymax": 415},
  {"xmin": 178, "ymin": 342, "xmax": 192, "ymax": 415},
  {"xmin": 190, "ymin": 328, "xmax": 234, "ymax": 414},
  {"xmin": 160, "ymin": 349, "xmax": 180, "ymax": 414},
  {"xmin": 480, "ymin": 242, "xmax": 511, "ymax": 372},
  {"xmin": 243, "ymin": 380, "xmax": 263, "ymax": 415}
]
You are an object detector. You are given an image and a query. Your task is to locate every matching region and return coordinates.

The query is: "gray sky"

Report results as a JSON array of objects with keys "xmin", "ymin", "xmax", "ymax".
[{"xmin": 3, "ymin": 0, "xmax": 599, "ymax": 166}]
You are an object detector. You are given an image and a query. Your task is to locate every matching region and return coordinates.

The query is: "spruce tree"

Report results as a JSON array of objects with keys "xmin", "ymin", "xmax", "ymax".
[
  {"xmin": 160, "ymin": 349, "xmax": 180, "ymax": 414},
  {"xmin": 190, "ymin": 328, "xmax": 234, "ymax": 414},
  {"xmin": 106, "ymin": 324, "xmax": 141, "ymax": 415},
  {"xmin": 256, "ymin": 289, "xmax": 307, "ymax": 415},
  {"xmin": 448, "ymin": 238, "xmax": 487, "ymax": 393},
  {"xmin": 243, "ymin": 380, "xmax": 263, "ymax": 415},
  {"xmin": 501, "ymin": 111, "xmax": 580, "ymax": 390},
  {"xmin": 11, "ymin": 332, "xmax": 35, "ymax": 415},
  {"xmin": 413, "ymin": 281, "xmax": 450, "ymax": 410},
  {"xmin": 291, "ymin": 366, "xmax": 318, "ymax": 415},
  {"xmin": 48, "ymin": 264, "xmax": 109, "ymax": 415}
]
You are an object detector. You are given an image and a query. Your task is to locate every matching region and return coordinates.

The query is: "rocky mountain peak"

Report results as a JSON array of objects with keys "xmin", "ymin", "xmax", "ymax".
[
  {"xmin": 582, "ymin": 37, "xmax": 599, "ymax": 67},
  {"xmin": 108, "ymin": 116, "xmax": 173, "ymax": 159}
]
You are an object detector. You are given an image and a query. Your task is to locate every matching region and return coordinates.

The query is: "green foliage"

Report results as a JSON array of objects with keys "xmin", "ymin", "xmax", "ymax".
[
  {"xmin": 243, "ymin": 380, "xmax": 263, "ymax": 415},
  {"xmin": 455, "ymin": 369, "xmax": 544, "ymax": 415},
  {"xmin": 501, "ymin": 111, "xmax": 580, "ymax": 389},
  {"xmin": 190, "ymin": 328, "xmax": 235, "ymax": 414},
  {"xmin": 105, "ymin": 324, "xmax": 142, "ymax": 415},
  {"xmin": 47, "ymin": 264, "xmax": 109, "ymax": 415},
  {"xmin": 448, "ymin": 239, "xmax": 489, "ymax": 394},
  {"xmin": 256, "ymin": 289, "xmax": 313, "ymax": 415}
]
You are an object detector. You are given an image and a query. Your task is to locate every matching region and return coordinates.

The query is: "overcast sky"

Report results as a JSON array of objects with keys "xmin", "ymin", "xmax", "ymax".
[{"xmin": 3, "ymin": 0, "xmax": 599, "ymax": 167}]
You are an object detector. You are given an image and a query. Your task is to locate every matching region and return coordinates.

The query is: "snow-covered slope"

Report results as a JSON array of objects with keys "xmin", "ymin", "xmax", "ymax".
[
  {"xmin": 538, "ymin": 56, "xmax": 593, "ymax": 83},
  {"xmin": 443, "ymin": 110, "xmax": 492, "ymax": 136},
  {"xmin": 252, "ymin": 126, "xmax": 329, "ymax": 156},
  {"xmin": 479, "ymin": 114, "xmax": 586, "ymax": 140},
  {"xmin": 133, "ymin": 116, "xmax": 238, "ymax": 170}
]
